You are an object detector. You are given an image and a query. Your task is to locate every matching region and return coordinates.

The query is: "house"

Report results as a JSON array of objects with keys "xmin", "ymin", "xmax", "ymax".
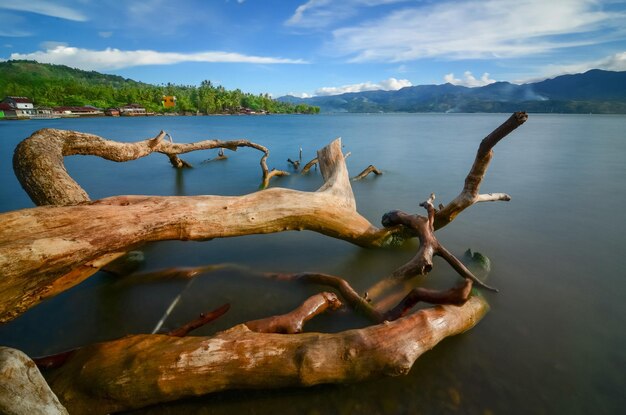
[
  {"xmin": 1, "ymin": 96, "xmax": 36, "ymax": 118},
  {"xmin": 119, "ymin": 104, "xmax": 147, "ymax": 116},
  {"xmin": 52, "ymin": 105, "xmax": 104, "ymax": 117},
  {"xmin": 105, "ymin": 108, "xmax": 120, "ymax": 116}
]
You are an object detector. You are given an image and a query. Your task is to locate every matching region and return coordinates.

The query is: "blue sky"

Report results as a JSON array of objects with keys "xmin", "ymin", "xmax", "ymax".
[{"xmin": 1, "ymin": 0, "xmax": 625, "ymax": 97}]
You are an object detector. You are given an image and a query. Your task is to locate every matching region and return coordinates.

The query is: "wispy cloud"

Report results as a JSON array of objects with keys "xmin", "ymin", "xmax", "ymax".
[
  {"xmin": 535, "ymin": 51, "xmax": 626, "ymax": 80},
  {"xmin": 314, "ymin": 77, "xmax": 411, "ymax": 96},
  {"xmin": 330, "ymin": 0, "xmax": 626, "ymax": 62},
  {"xmin": 0, "ymin": 12, "xmax": 31, "ymax": 37},
  {"xmin": 0, "ymin": 1, "xmax": 88, "ymax": 22},
  {"xmin": 0, "ymin": 29, "xmax": 31, "ymax": 37},
  {"xmin": 286, "ymin": 0, "xmax": 407, "ymax": 28},
  {"xmin": 444, "ymin": 71, "xmax": 496, "ymax": 87},
  {"xmin": 8, "ymin": 45, "xmax": 307, "ymax": 71}
]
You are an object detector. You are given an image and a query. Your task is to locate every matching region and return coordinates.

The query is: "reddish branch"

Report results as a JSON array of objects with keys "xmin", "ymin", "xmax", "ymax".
[
  {"xmin": 245, "ymin": 292, "xmax": 342, "ymax": 333},
  {"xmin": 433, "ymin": 111, "xmax": 527, "ymax": 229},
  {"xmin": 167, "ymin": 304, "xmax": 231, "ymax": 337}
]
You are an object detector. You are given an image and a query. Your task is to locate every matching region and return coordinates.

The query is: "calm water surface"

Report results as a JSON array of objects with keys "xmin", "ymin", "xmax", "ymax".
[{"xmin": 1, "ymin": 114, "xmax": 624, "ymax": 414}]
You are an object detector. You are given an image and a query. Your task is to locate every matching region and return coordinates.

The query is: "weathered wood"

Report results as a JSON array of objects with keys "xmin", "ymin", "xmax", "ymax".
[
  {"xmin": 352, "ymin": 164, "xmax": 382, "ymax": 180},
  {"xmin": 11, "ymin": 128, "xmax": 286, "ymax": 207},
  {"xmin": 0, "ymin": 347, "xmax": 68, "ymax": 414},
  {"xmin": 42, "ymin": 296, "xmax": 488, "ymax": 414},
  {"xmin": 244, "ymin": 292, "xmax": 342, "ymax": 334},
  {"xmin": 2, "ymin": 114, "xmax": 528, "ymax": 413},
  {"xmin": 0, "ymin": 139, "xmax": 398, "ymax": 322},
  {"xmin": 434, "ymin": 111, "xmax": 527, "ymax": 228}
]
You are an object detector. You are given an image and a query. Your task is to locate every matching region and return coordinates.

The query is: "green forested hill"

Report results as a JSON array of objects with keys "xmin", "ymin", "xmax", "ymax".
[{"xmin": 0, "ymin": 60, "xmax": 319, "ymax": 114}]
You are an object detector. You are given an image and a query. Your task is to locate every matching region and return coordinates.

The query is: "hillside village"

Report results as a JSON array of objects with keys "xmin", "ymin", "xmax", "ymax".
[{"xmin": 0, "ymin": 95, "xmax": 272, "ymax": 120}]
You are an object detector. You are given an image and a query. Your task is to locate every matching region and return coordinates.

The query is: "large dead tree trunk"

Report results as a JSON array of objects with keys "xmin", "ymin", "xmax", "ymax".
[
  {"xmin": 1, "ymin": 138, "xmax": 399, "ymax": 322},
  {"xmin": 0, "ymin": 113, "xmax": 527, "ymax": 413},
  {"xmin": 43, "ymin": 296, "xmax": 488, "ymax": 414}
]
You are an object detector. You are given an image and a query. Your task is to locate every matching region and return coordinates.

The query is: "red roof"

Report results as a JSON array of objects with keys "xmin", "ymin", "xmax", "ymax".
[
  {"xmin": 6, "ymin": 96, "xmax": 33, "ymax": 103},
  {"xmin": 53, "ymin": 106, "xmax": 103, "ymax": 112},
  {"xmin": 0, "ymin": 103, "xmax": 13, "ymax": 110}
]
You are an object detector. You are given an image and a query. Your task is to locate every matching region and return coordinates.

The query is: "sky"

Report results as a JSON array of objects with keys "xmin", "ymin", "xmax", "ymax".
[{"xmin": 1, "ymin": 0, "xmax": 625, "ymax": 98}]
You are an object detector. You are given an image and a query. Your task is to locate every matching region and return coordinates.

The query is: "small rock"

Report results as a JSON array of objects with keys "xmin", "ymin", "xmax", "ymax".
[{"xmin": 0, "ymin": 346, "xmax": 68, "ymax": 414}]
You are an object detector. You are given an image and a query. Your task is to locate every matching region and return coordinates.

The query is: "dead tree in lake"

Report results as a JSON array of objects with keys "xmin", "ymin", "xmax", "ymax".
[{"xmin": 0, "ymin": 112, "xmax": 527, "ymax": 413}]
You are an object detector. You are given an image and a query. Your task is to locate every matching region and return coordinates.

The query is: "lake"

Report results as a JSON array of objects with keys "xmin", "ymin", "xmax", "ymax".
[{"xmin": 1, "ymin": 113, "xmax": 625, "ymax": 414}]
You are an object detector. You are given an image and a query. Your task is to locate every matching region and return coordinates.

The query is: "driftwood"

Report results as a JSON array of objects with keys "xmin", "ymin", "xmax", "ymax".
[
  {"xmin": 352, "ymin": 164, "xmax": 383, "ymax": 180},
  {"xmin": 42, "ymin": 296, "xmax": 488, "ymax": 414},
  {"xmin": 0, "ymin": 139, "xmax": 401, "ymax": 322},
  {"xmin": 12, "ymin": 128, "xmax": 288, "ymax": 206},
  {"xmin": 0, "ymin": 112, "xmax": 527, "ymax": 413}
]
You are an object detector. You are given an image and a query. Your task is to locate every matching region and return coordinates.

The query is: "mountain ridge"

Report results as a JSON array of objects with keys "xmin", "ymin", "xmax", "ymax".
[{"xmin": 278, "ymin": 70, "xmax": 626, "ymax": 114}]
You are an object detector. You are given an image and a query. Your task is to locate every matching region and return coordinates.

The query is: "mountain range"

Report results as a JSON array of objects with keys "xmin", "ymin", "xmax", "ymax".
[{"xmin": 278, "ymin": 70, "xmax": 626, "ymax": 114}]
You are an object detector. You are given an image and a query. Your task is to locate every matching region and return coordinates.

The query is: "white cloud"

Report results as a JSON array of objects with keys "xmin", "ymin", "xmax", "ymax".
[
  {"xmin": 286, "ymin": 0, "xmax": 406, "ymax": 28},
  {"xmin": 9, "ymin": 45, "xmax": 307, "ymax": 71},
  {"xmin": 98, "ymin": 32, "xmax": 113, "ymax": 39},
  {"xmin": 444, "ymin": 71, "xmax": 496, "ymax": 87},
  {"xmin": 288, "ymin": 92, "xmax": 312, "ymax": 98},
  {"xmin": 535, "ymin": 51, "xmax": 626, "ymax": 80},
  {"xmin": 330, "ymin": 0, "xmax": 626, "ymax": 62},
  {"xmin": 314, "ymin": 77, "xmax": 412, "ymax": 96},
  {"xmin": 39, "ymin": 41, "xmax": 68, "ymax": 50},
  {"xmin": 0, "ymin": 1, "xmax": 87, "ymax": 22}
]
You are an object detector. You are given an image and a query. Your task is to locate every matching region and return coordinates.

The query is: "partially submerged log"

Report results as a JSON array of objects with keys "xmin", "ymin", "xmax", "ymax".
[
  {"xmin": 12, "ymin": 128, "xmax": 287, "ymax": 206},
  {"xmin": 1, "ymin": 139, "xmax": 403, "ymax": 322},
  {"xmin": 352, "ymin": 164, "xmax": 382, "ymax": 180},
  {"xmin": 43, "ymin": 296, "xmax": 488, "ymax": 414}
]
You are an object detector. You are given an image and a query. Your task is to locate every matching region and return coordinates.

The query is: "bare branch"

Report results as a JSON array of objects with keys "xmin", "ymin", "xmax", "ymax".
[
  {"xmin": 166, "ymin": 304, "xmax": 231, "ymax": 337},
  {"xmin": 352, "ymin": 165, "xmax": 383, "ymax": 181},
  {"xmin": 301, "ymin": 157, "xmax": 319, "ymax": 174},
  {"xmin": 434, "ymin": 111, "xmax": 527, "ymax": 229},
  {"xmin": 245, "ymin": 292, "xmax": 342, "ymax": 333}
]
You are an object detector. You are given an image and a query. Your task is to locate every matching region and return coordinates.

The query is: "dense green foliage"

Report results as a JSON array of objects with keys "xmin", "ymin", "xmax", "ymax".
[{"xmin": 0, "ymin": 60, "xmax": 319, "ymax": 114}]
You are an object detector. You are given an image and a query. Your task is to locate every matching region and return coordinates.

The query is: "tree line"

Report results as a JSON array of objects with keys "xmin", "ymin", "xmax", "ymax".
[{"xmin": 0, "ymin": 60, "xmax": 319, "ymax": 114}]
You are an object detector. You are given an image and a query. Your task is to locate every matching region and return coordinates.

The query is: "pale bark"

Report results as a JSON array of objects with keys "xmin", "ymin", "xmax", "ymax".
[
  {"xmin": 43, "ymin": 296, "xmax": 488, "ymax": 414},
  {"xmin": 352, "ymin": 164, "xmax": 383, "ymax": 180},
  {"xmin": 0, "ymin": 139, "xmax": 397, "ymax": 322},
  {"xmin": 0, "ymin": 347, "xmax": 68, "ymax": 414},
  {"xmin": 12, "ymin": 128, "xmax": 287, "ymax": 206}
]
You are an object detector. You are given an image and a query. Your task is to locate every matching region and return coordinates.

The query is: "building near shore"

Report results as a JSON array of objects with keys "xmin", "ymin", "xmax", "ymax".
[
  {"xmin": 1, "ymin": 96, "xmax": 36, "ymax": 118},
  {"xmin": 119, "ymin": 104, "xmax": 147, "ymax": 116},
  {"xmin": 53, "ymin": 105, "xmax": 104, "ymax": 117}
]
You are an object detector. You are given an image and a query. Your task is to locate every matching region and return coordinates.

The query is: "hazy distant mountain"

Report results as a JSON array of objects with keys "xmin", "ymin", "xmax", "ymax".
[{"xmin": 278, "ymin": 70, "xmax": 626, "ymax": 113}]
